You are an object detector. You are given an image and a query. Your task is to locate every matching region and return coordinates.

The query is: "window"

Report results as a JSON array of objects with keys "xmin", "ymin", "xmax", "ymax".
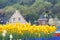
[
  {"xmin": 13, "ymin": 18, "xmax": 15, "ymax": 21},
  {"xmin": 18, "ymin": 17, "xmax": 20, "ymax": 21}
]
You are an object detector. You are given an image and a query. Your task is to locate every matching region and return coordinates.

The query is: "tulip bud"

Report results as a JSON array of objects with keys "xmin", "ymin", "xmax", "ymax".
[
  {"xmin": 10, "ymin": 34, "xmax": 13, "ymax": 38},
  {"xmin": 2, "ymin": 33, "xmax": 6, "ymax": 37}
]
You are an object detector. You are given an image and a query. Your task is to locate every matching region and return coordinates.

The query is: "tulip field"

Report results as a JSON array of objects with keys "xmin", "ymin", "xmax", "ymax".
[{"xmin": 0, "ymin": 22, "xmax": 57, "ymax": 40}]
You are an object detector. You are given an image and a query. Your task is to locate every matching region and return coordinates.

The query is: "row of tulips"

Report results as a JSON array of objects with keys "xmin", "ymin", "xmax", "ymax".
[{"xmin": 0, "ymin": 22, "xmax": 56, "ymax": 40}]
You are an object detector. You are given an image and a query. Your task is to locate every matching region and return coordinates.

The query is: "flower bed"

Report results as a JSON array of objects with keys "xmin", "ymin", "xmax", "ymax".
[{"xmin": 0, "ymin": 22, "xmax": 56, "ymax": 40}]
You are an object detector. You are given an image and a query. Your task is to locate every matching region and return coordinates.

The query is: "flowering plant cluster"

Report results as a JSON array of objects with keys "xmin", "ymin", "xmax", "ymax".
[{"xmin": 0, "ymin": 22, "xmax": 56, "ymax": 40}]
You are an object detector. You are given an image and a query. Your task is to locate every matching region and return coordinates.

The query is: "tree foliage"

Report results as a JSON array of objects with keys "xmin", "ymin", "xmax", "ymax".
[{"xmin": 0, "ymin": 0, "xmax": 60, "ymax": 23}]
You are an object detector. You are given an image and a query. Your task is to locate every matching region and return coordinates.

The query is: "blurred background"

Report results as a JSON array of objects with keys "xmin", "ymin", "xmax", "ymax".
[{"xmin": 0, "ymin": 0, "xmax": 60, "ymax": 26}]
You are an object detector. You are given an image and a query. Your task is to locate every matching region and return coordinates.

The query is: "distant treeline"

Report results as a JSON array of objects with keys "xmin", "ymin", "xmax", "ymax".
[{"xmin": 0, "ymin": 0, "xmax": 60, "ymax": 24}]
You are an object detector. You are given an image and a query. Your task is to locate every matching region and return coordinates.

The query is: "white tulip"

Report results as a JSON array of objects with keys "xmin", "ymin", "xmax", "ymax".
[
  {"xmin": 10, "ymin": 34, "xmax": 13, "ymax": 38},
  {"xmin": 19, "ymin": 39, "xmax": 22, "ymax": 40},
  {"xmin": 3, "ymin": 30, "xmax": 7, "ymax": 33},
  {"xmin": 2, "ymin": 33, "xmax": 6, "ymax": 37}
]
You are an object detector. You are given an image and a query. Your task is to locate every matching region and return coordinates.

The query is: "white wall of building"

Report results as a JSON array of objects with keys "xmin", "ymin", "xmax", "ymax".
[{"xmin": 7, "ymin": 10, "xmax": 27, "ymax": 24}]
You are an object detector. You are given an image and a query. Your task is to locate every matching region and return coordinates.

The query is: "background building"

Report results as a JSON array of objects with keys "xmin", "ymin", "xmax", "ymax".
[{"xmin": 7, "ymin": 10, "xmax": 27, "ymax": 24}]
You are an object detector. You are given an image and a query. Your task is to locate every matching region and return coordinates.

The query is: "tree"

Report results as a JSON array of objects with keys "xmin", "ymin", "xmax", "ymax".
[
  {"xmin": 3, "ymin": 6, "xmax": 16, "ymax": 18},
  {"xmin": 52, "ymin": 1, "xmax": 60, "ymax": 18},
  {"xmin": 0, "ymin": 0, "xmax": 8, "ymax": 8},
  {"xmin": 2, "ymin": 0, "xmax": 53, "ymax": 24},
  {"xmin": 25, "ymin": 13, "xmax": 39, "ymax": 24},
  {"xmin": 20, "ymin": 0, "xmax": 35, "ymax": 6},
  {"xmin": 6, "ymin": 0, "xmax": 20, "ymax": 5},
  {"xmin": 44, "ymin": 0, "xmax": 57, "ymax": 5}
]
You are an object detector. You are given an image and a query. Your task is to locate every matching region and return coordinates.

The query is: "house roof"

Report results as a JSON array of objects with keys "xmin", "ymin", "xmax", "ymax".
[
  {"xmin": 7, "ymin": 10, "xmax": 27, "ymax": 23},
  {"xmin": 38, "ymin": 14, "xmax": 47, "ymax": 20}
]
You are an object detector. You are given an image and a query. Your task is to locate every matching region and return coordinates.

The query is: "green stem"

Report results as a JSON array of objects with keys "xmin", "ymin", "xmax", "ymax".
[
  {"xmin": 10, "ymin": 38, "xmax": 12, "ymax": 40},
  {"xmin": 17, "ymin": 39, "xmax": 18, "ymax": 40},
  {"xmin": 2, "ymin": 37, "xmax": 5, "ymax": 40}
]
